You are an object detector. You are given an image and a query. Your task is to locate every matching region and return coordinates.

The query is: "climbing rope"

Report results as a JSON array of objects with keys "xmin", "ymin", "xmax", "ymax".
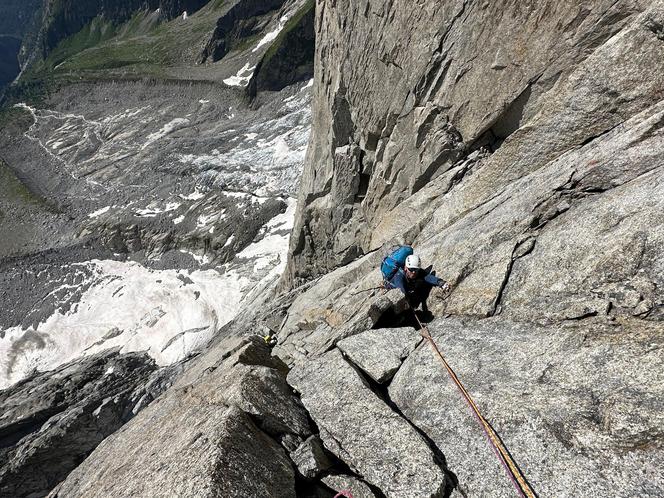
[
  {"xmin": 349, "ymin": 286, "xmax": 384, "ymax": 296},
  {"xmin": 413, "ymin": 310, "xmax": 537, "ymax": 498}
]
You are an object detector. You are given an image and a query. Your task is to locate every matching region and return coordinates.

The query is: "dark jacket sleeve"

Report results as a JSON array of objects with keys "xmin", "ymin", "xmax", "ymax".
[
  {"xmin": 424, "ymin": 273, "xmax": 444, "ymax": 286},
  {"xmin": 389, "ymin": 270, "xmax": 408, "ymax": 294}
]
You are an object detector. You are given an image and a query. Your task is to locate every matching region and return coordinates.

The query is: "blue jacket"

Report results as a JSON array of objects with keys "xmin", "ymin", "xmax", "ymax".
[{"xmin": 387, "ymin": 268, "xmax": 443, "ymax": 295}]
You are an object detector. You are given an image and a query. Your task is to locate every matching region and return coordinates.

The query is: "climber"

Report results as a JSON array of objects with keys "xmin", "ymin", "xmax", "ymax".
[{"xmin": 386, "ymin": 254, "xmax": 449, "ymax": 317}]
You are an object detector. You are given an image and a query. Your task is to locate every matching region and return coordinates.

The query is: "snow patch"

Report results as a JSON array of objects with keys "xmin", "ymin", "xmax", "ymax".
[
  {"xmin": 179, "ymin": 189, "xmax": 206, "ymax": 201},
  {"xmin": 236, "ymin": 197, "xmax": 296, "ymax": 273},
  {"xmin": 179, "ymin": 249, "xmax": 211, "ymax": 265},
  {"xmin": 252, "ymin": 15, "xmax": 290, "ymax": 53},
  {"xmin": 197, "ymin": 210, "xmax": 225, "ymax": 228},
  {"xmin": 135, "ymin": 202, "xmax": 181, "ymax": 218},
  {"xmin": 142, "ymin": 118, "xmax": 190, "ymax": 149},
  {"xmin": 223, "ymin": 63, "xmax": 256, "ymax": 87},
  {"xmin": 0, "ymin": 260, "xmax": 250, "ymax": 389},
  {"xmin": 88, "ymin": 206, "xmax": 111, "ymax": 218}
]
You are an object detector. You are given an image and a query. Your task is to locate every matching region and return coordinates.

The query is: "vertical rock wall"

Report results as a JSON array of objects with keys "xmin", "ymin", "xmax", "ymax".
[{"xmin": 285, "ymin": 0, "xmax": 662, "ymax": 288}]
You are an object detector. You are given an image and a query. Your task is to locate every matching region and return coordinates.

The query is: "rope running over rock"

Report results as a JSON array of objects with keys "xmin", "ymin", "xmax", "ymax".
[{"xmin": 413, "ymin": 310, "xmax": 537, "ymax": 498}]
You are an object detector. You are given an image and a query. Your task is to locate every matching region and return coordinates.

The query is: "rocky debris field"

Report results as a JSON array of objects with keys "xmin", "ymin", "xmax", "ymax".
[
  {"xmin": 0, "ymin": 348, "xmax": 160, "ymax": 497},
  {"xmin": 0, "ymin": 77, "xmax": 312, "ymax": 389}
]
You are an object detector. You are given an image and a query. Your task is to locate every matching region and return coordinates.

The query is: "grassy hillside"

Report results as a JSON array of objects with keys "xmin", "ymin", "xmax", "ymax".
[{"xmin": 21, "ymin": 0, "xmax": 232, "ymax": 86}]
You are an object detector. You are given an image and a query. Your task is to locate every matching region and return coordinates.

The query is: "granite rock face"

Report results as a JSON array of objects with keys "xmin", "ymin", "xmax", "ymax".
[
  {"xmin": 274, "ymin": 0, "xmax": 664, "ymax": 496},
  {"xmin": 337, "ymin": 327, "xmax": 420, "ymax": 384},
  {"xmin": 290, "ymin": 435, "xmax": 333, "ymax": 480},
  {"xmin": 285, "ymin": 0, "xmax": 664, "ymax": 287},
  {"xmin": 288, "ymin": 348, "xmax": 452, "ymax": 497},
  {"xmin": 389, "ymin": 317, "xmax": 664, "ymax": 497},
  {"xmin": 0, "ymin": 349, "xmax": 157, "ymax": 498},
  {"xmin": 49, "ymin": 337, "xmax": 306, "ymax": 498}
]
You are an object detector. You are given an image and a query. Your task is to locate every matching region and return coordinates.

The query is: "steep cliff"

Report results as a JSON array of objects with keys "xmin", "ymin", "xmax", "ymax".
[
  {"xmin": 247, "ymin": 0, "xmax": 315, "ymax": 97},
  {"xmin": 286, "ymin": 0, "xmax": 664, "ymax": 287},
  {"xmin": 0, "ymin": 0, "xmax": 42, "ymax": 92},
  {"xmin": 274, "ymin": 0, "xmax": 664, "ymax": 495},
  {"xmin": 3, "ymin": 0, "xmax": 664, "ymax": 497}
]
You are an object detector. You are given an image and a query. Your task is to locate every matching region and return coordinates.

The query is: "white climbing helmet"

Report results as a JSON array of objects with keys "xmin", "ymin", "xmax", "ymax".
[{"xmin": 405, "ymin": 254, "xmax": 421, "ymax": 270}]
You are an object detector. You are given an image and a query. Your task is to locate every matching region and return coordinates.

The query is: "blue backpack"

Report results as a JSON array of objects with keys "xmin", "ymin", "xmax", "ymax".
[{"xmin": 381, "ymin": 245, "xmax": 413, "ymax": 282}]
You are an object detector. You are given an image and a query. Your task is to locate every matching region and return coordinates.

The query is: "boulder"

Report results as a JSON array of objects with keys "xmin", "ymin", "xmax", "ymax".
[
  {"xmin": 48, "ymin": 338, "xmax": 301, "ymax": 497},
  {"xmin": 50, "ymin": 405, "xmax": 296, "ymax": 498},
  {"xmin": 210, "ymin": 362, "xmax": 311, "ymax": 437},
  {"xmin": 338, "ymin": 327, "xmax": 421, "ymax": 384},
  {"xmin": 0, "ymin": 349, "xmax": 157, "ymax": 498}
]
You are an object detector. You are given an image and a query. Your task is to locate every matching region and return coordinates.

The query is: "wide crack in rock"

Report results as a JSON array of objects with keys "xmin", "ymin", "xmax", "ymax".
[{"xmin": 287, "ymin": 347, "xmax": 454, "ymax": 497}]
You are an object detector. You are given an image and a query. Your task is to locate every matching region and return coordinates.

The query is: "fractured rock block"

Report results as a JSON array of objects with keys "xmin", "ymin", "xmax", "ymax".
[
  {"xmin": 290, "ymin": 435, "xmax": 333, "ymax": 480},
  {"xmin": 367, "ymin": 289, "xmax": 409, "ymax": 324},
  {"xmin": 338, "ymin": 327, "xmax": 421, "ymax": 384},
  {"xmin": 288, "ymin": 349, "xmax": 450, "ymax": 497}
]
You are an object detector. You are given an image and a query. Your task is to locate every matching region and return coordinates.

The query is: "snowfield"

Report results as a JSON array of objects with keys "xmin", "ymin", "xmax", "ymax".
[
  {"xmin": 1, "ymin": 81, "xmax": 312, "ymax": 389},
  {"xmin": 0, "ymin": 197, "xmax": 297, "ymax": 389}
]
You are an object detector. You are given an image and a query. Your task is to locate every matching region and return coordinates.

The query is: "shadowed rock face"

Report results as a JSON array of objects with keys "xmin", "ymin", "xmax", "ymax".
[
  {"xmin": 47, "ymin": 337, "xmax": 308, "ymax": 498},
  {"xmin": 0, "ymin": 37, "xmax": 21, "ymax": 88},
  {"xmin": 200, "ymin": 0, "xmax": 288, "ymax": 63},
  {"xmin": 0, "ymin": 0, "xmax": 42, "ymax": 39},
  {"xmin": 0, "ymin": 0, "xmax": 41, "ymax": 93},
  {"xmin": 247, "ymin": 0, "xmax": 315, "ymax": 97},
  {"xmin": 0, "ymin": 349, "xmax": 158, "ymax": 498}
]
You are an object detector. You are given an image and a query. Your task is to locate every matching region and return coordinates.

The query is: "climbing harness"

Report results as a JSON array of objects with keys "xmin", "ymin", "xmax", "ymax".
[{"xmin": 413, "ymin": 310, "xmax": 537, "ymax": 498}]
